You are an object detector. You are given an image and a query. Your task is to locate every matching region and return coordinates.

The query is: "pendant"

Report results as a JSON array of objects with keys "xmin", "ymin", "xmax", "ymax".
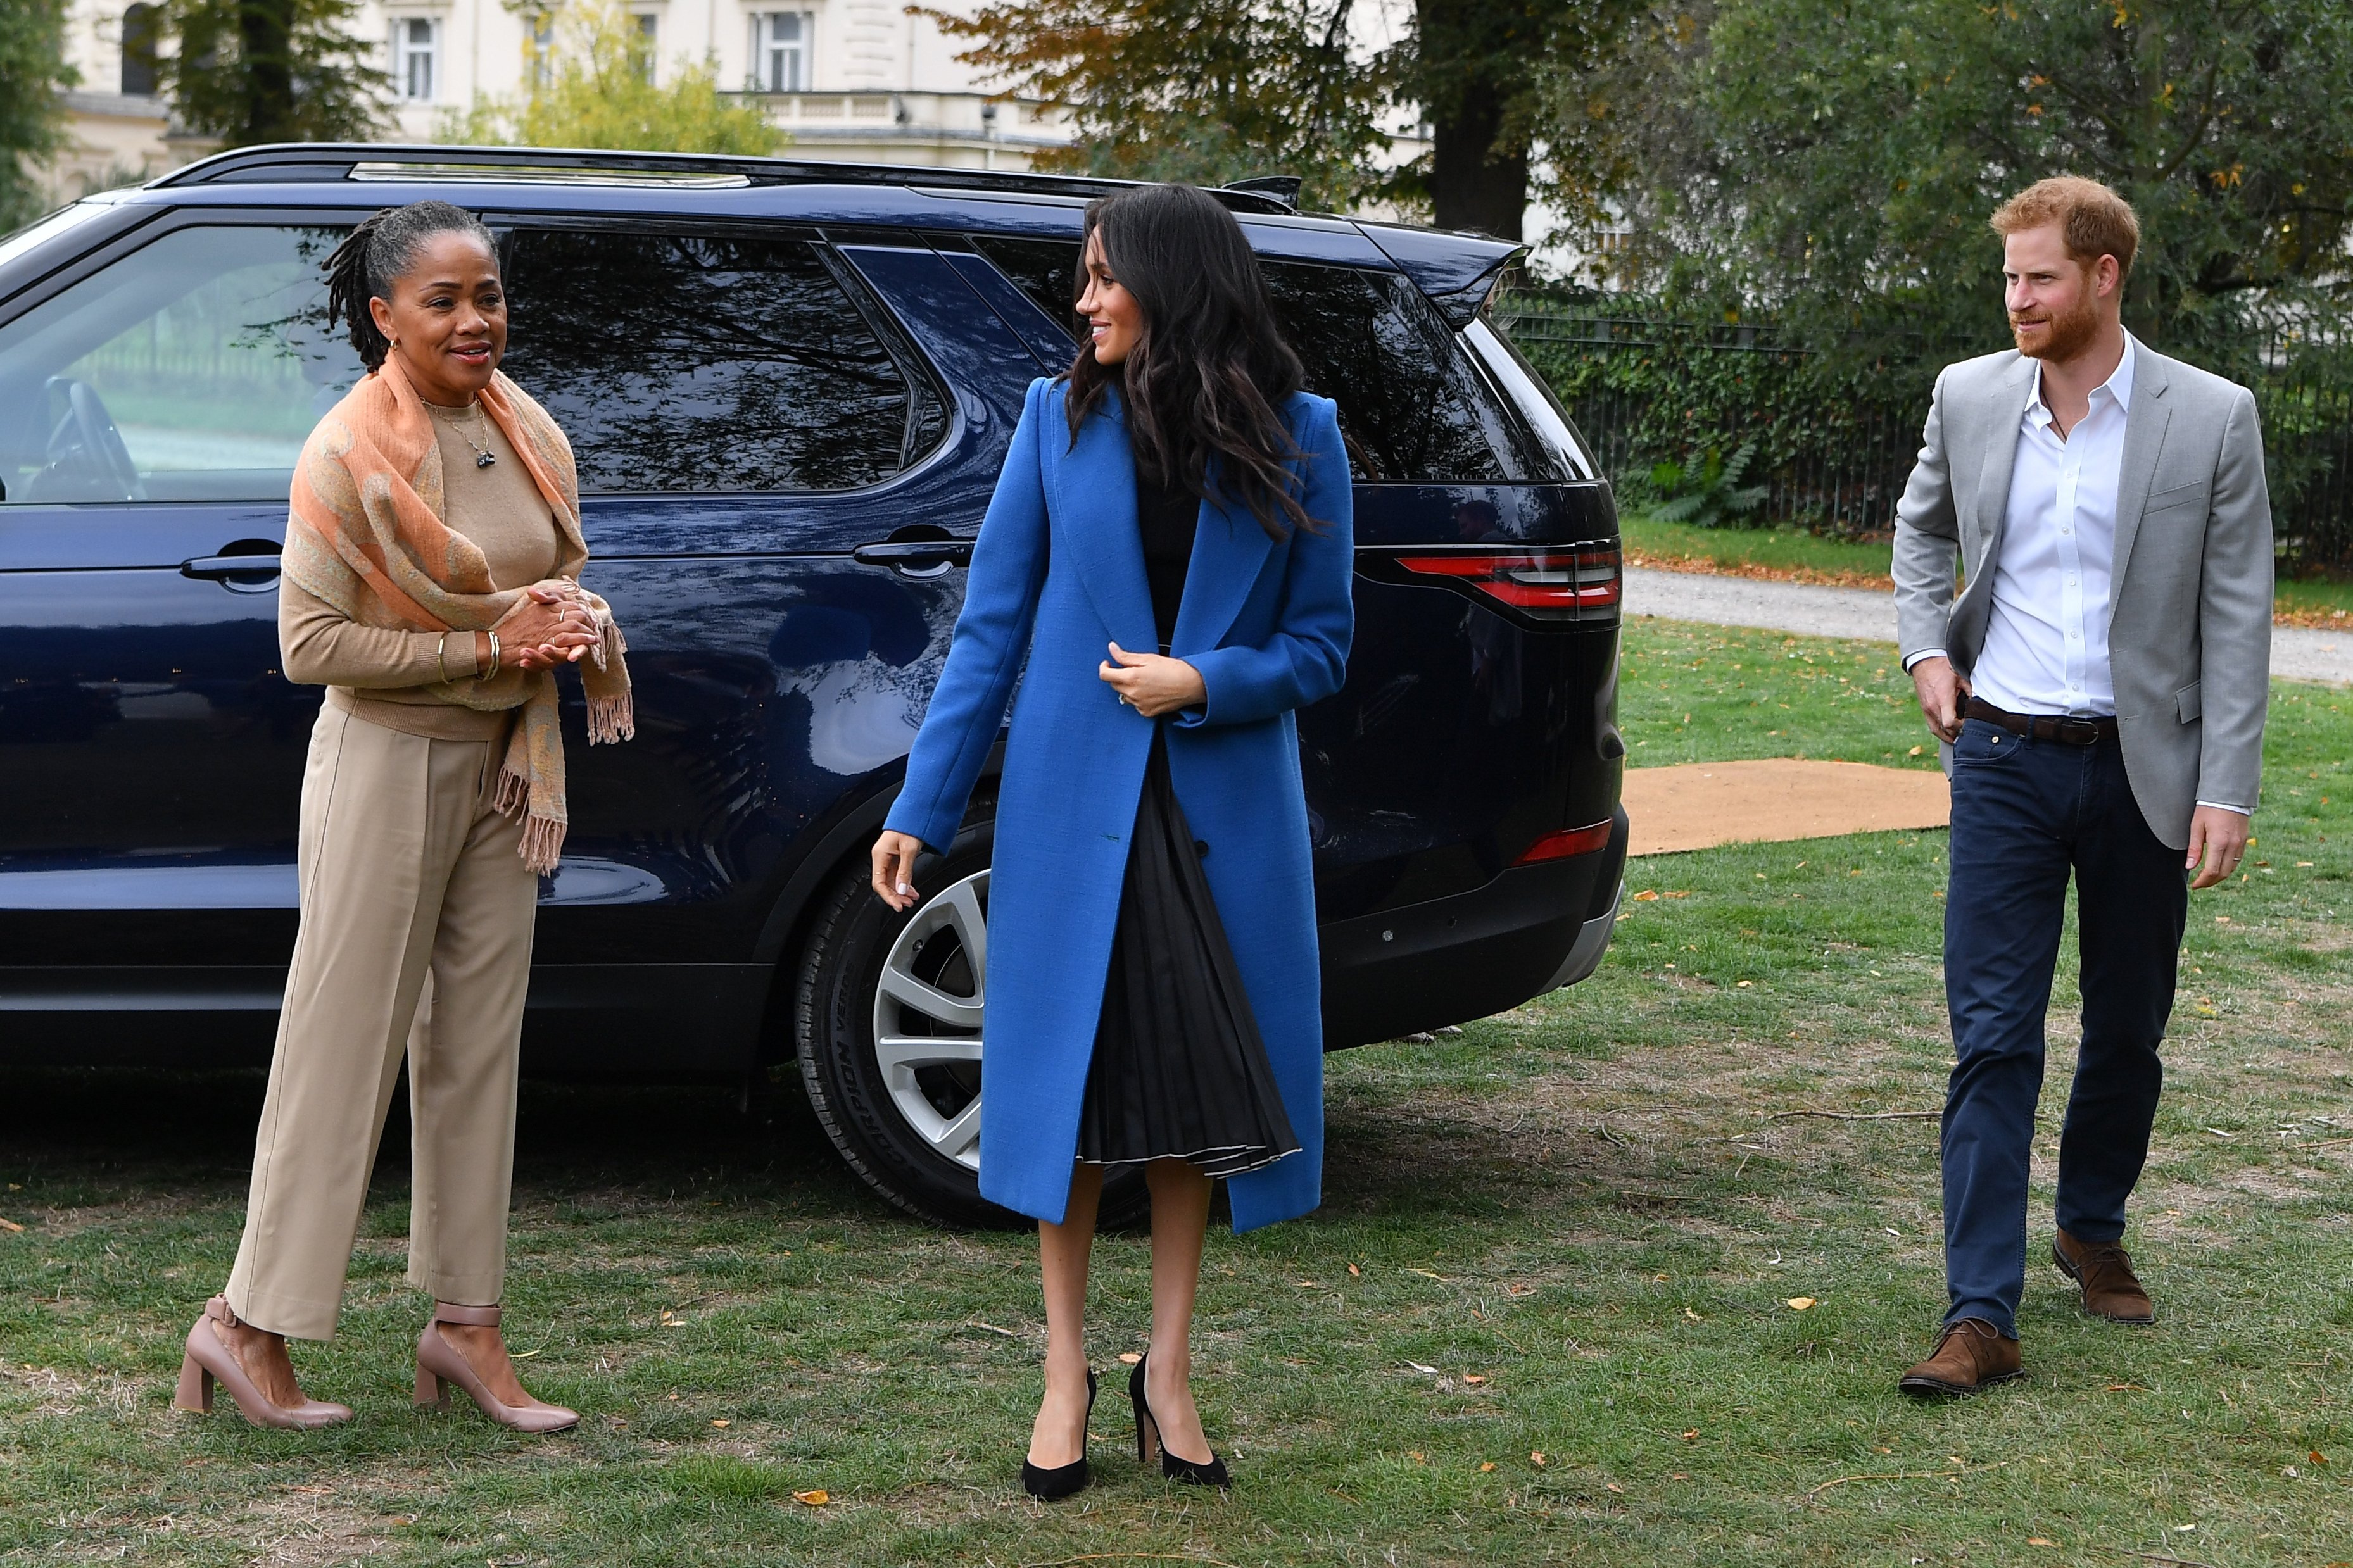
[{"xmin": 476, "ymin": 451, "xmax": 496, "ymax": 468}]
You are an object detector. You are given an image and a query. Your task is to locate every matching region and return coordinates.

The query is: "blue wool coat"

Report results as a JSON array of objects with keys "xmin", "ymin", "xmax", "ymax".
[{"xmin": 885, "ymin": 377, "xmax": 1355, "ymax": 1231}]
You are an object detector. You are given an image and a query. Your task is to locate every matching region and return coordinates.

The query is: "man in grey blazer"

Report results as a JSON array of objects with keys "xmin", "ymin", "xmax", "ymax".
[{"xmin": 1889, "ymin": 177, "xmax": 2272, "ymax": 1397}]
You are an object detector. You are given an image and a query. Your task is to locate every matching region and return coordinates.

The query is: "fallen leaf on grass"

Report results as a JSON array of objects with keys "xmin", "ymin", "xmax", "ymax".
[
  {"xmin": 793, "ymin": 1490, "xmax": 829, "ymax": 1507},
  {"xmin": 0, "ymin": 1217, "xmax": 22, "ymax": 1232},
  {"xmin": 1480, "ymin": 1462, "xmax": 1496, "ymax": 1472},
  {"xmin": 1347, "ymin": 1263, "xmax": 1361, "ymax": 1277},
  {"xmin": 1785, "ymin": 1298, "xmax": 1817, "ymax": 1311},
  {"xmin": 1665, "ymin": 889, "xmax": 1691, "ymax": 898},
  {"xmin": 1409, "ymin": 1267, "xmax": 1448, "ymax": 1281},
  {"xmin": 1683, "ymin": 1308, "xmax": 1703, "ymax": 1321},
  {"xmin": 1681, "ymin": 1430, "xmax": 1699, "ymax": 1441},
  {"xmin": 1404, "ymin": 1360, "xmax": 1442, "ymax": 1377},
  {"xmin": 2027, "ymin": 1539, "xmax": 2056, "ymax": 1548},
  {"xmin": 711, "ymin": 1419, "xmax": 730, "ymax": 1428},
  {"xmin": 1605, "ymin": 1481, "xmax": 1623, "ymax": 1493},
  {"xmin": 1632, "ymin": 889, "xmax": 1660, "ymax": 901},
  {"xmin": 2105, "ymin": 1383, "xmax": 2145, "ymax": 1392},
  {"xmin": 1294, "ymin": 1280, "xmax": 1319, "ymax": 1288},
  {"xmin": 2313, "ymin": 1450, "xmax": 2330, "ymax": 1465},
  {"xmin": 1463, "ymin": 1373, "xmax": 1488, "ymax": 1385},
  {"xmin": 1530, "ymin": 1452, "xmax": 1547, "ymax": 1467},
  {"xmin": 1407, "ymin": 1451, "xmax": 1425, "ymax": 1464}
]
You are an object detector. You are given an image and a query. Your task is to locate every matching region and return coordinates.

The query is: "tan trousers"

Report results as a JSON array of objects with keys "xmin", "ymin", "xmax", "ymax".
[{"xmin": 225, "ymin": 704, "xmax": 536, "ymax": 1341}]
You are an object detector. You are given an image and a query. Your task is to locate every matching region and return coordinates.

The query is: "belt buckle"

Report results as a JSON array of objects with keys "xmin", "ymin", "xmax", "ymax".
[{"xmin": 2052, "ymin": 717, "xmax": 2100, "ymax": 746}]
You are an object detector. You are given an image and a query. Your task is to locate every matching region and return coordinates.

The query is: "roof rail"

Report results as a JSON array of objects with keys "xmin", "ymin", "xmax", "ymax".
[{"xmin": 150, "ymin": 143, "xmax": 1300, "ymax": 214}]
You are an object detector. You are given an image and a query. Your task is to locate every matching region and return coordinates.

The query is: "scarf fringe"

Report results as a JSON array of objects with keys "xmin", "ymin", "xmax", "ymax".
[
  {"xmin": 588, "ymin": 691, "xmax": 634, "ymax": 746},
  {"xmin": 494, "ymin": 760, "xmax": 532, "ymax": 820},
  {"xmin": 517, "ymin": 811, "xmax": 567, "ymax": 877}
]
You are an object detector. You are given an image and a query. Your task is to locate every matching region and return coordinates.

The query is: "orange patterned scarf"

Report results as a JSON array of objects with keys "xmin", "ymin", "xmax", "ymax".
[{"xmin": 283, "ymin": 354, "xmax": 631, "ymax": 872}]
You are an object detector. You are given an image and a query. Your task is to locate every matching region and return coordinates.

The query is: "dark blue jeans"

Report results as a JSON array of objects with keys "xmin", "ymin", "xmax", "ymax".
[{"xmin": 1940, "ymin": 716, "xmax": 2188, "ymax": 1336}]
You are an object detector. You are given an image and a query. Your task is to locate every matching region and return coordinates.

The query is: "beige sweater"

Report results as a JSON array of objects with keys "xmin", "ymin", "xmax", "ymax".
[{"xmin": 279, "ymin": 399, "xmax": 562, "ymax": 742}]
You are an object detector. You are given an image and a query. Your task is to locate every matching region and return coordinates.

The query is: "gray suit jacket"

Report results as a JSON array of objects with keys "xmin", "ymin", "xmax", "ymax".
[{"xmin": 1891, "ymin": 342, "xmax": 2273, "ymax": 850}]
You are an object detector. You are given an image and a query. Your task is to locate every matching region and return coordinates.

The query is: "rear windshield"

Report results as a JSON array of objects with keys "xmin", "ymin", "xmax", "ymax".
[{"xmin": 970, "ymin": 235, "xmax": 1566, "ymax": 483}]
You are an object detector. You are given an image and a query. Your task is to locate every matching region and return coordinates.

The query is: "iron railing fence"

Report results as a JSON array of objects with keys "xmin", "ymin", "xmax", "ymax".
[{"xmin": 1492, "ymin": 287, "xmax": 2353, "ymax": 568}]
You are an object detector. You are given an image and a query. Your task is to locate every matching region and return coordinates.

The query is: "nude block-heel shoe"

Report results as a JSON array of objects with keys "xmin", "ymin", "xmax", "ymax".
[
  {"xmin": 173, "ymin": 1295, "xmax": 353, "ymax": 1429},
  {"xmin": 413, "ymin": 1302, "xmax": 578, "ymax": 1433}
]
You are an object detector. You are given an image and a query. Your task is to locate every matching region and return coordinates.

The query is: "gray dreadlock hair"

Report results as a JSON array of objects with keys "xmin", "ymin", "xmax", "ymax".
[{"xmin": 322, "ymin": 201, "xmax": 498, "ymax": 371}]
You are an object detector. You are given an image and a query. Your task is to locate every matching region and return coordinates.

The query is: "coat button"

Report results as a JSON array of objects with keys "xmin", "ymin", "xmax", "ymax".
[{"xmin": 1193, "ymin": 839, "xmax": 1210, "ymax": 858}]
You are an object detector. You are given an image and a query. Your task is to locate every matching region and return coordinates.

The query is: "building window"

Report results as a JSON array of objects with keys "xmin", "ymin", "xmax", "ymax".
[
  {"xmin": 120, "ymin": 3, "xmax": 159, "ymax": 96},
  {"xmin": 527, "ymin": 9, "xmax": 555, "ymax": 87},
  {"xmin": 633, "ymin": 12, "xmax": 657, "ymax": 82},
  {"xmin": 393, "ymin": 17, "xmax": 440, "ymax": 103},
  {"xmin": 752, "ymin": 12, "xmax": 810, "ymax": 93}
]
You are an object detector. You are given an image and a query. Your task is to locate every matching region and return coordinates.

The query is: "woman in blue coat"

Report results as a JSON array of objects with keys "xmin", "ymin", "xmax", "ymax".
[{"xmin": 871, "ymin": 184, "xmax": 1353, "ymax": 1498}]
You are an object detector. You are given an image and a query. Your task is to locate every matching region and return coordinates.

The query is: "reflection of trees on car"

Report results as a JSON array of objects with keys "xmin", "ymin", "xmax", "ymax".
[{"xmin": 504, "ymin": 230, "xmax": 947, "ymax": 495}]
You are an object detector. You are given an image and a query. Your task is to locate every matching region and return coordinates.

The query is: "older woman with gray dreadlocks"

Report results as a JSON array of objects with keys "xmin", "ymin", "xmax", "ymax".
[{"xmin": 173, "ymin": 200, "xmax": 631, "ymax": 1433}]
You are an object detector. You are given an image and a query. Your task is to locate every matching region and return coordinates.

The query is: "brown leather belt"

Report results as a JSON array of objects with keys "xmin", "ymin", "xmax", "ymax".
[{"xmin": 1965, "ymin": 696, "xmax": 2117, "ymax": 746}]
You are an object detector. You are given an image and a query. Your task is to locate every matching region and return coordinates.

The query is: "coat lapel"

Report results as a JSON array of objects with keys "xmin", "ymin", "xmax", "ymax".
[
  {"xmin": 1171, "ymin": 484, "xmax": 1277, "ymax": 656},
  {"xmin": 1971, "ymin": 354, "xmax": 2036, "ymax": 579},
  {"xmin": 1047, "ymin": 384, "xmax": 1159, "ymax": 652},
  {"xmin": 2111, "ymin": 346, "xmax": 2173, "ymax": 591}
]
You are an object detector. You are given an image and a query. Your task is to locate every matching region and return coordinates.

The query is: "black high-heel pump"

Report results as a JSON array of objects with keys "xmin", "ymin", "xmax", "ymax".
[
  {"xmin": 1021, "ymin": 1367, "xmax": 1098, "ymax": 1501},
  {"xmin": 1128, "ymin": 1352, "xmax": 1230, "ymax": 1489}
]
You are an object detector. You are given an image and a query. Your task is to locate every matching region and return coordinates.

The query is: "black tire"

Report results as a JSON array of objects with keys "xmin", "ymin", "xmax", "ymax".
[{"xmin": 794, "ymin": 808, "xmax": 1147, "ymax": 1229}]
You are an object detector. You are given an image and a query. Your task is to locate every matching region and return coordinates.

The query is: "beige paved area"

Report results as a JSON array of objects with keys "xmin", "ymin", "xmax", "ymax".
[{"xmin": 1624, "ymin": 758, "xmax": 1950, "ymax": 856}]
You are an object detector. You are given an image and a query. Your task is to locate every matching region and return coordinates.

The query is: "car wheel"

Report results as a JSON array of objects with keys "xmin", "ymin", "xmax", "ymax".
[{"xmin": 795, "ymin": 809, "xmax": 1147, "ymax": 1228}]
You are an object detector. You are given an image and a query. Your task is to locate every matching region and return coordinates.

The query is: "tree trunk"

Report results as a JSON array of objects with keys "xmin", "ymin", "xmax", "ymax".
[
  {"xmin": 1429, "ymin": 92, "xmax": 1527, "ymax": 241},
  {"xmin": 237, "ymin": 0, "xmax": 294, "ymax": 143}
]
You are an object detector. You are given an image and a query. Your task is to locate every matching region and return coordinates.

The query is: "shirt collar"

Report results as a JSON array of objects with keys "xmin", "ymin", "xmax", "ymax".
[{"xmin": 2026, "ymin": 332, "xmax": 2136, "ymax": 430}]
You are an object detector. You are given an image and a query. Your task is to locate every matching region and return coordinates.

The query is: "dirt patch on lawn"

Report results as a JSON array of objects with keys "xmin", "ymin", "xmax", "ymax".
[{"xmin": 1625, "ymin": 759, "xmax": 1950, "ymax": 856}]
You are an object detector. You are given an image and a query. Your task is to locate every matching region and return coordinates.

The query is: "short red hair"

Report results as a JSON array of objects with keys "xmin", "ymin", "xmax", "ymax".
[{"xmin": 1991, "ymin": 177, "xmax": 2140, "ymax": 284}]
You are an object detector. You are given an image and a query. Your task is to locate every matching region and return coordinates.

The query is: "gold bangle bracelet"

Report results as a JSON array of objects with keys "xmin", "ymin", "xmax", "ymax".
[
  {"xmin": 476, "ymin": 629, "xmax": 501, "ymax": 682},
  {"xmin": 436, "ymin": 630, "xmax": 452, "ymax": 685}
]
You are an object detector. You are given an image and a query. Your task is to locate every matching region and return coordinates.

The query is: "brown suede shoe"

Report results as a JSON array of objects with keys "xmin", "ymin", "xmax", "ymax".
[
  {"xmin": 2053, "ymin": 1229, "xmax": 2155, "ymax": 1324},
  {"xmin": 1896, "ymin": 1317, "xmax": 2023, "ymax": 1398}
]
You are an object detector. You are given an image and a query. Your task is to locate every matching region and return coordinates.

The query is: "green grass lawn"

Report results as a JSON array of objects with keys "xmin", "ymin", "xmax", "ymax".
[
  {"xmin": 1625, "ymin": 511, "xmax": 2353, "ymax": 629},
  {"xmin": 1622, "ymin": 512, "xmax": 1896, "ymax": 585},
  {"xmin": 4, "ymin": 623, "xmax": 2349, "ymax": 1566}
]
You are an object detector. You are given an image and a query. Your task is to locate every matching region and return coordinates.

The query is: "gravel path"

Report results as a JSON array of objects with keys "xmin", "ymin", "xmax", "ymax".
[{"xmin": 1624, "ymin": 565, "xmax": 2353, "ymax": 686}]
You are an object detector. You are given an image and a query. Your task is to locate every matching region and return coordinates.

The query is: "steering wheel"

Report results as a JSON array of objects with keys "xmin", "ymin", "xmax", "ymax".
[{"xmin": 35, "ymin": 376, "xmax": 144, "ymax": 502}]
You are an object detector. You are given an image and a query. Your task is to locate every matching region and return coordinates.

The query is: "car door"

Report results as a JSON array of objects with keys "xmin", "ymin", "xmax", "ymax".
[{"xmin": 0, "ymin": 218, "xmax": 363, "ymax": 1058}]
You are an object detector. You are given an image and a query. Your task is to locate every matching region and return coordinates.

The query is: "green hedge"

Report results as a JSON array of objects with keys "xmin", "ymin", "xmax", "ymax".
[{"xmin": 1496, "ymin": 286, "xmax": 2353, "ymax": 572}]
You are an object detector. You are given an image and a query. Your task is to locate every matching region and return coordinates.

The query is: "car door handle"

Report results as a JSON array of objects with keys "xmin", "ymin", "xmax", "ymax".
[
  {"xmin": 852, "ymin": 539, "xmax": 973, "ymax": 575},
  {"xmin": 182, "ymin": 554, "xmax": 283, "ymax": 580}
]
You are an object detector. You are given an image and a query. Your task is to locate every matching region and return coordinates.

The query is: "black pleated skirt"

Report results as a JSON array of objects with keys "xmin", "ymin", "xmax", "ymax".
[{"xmin": 1076, "ymin": 729, "xmax": 1302, "ymax": 1180}]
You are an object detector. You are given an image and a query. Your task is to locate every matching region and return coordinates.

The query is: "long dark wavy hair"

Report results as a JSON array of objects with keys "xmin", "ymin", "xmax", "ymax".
[
  {"xmin": 322, "ymin": 201, "xmax": 498, "ymax": 372},
  {"xmin": 1064, "ymin": 184, "xmax": 1320, "ymax": 539}
]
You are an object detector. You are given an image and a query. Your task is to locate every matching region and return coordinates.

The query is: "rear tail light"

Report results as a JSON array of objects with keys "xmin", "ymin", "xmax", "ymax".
[
  {"xmin": 1391, "ymin": 544, "xmax": 1622, "ymax": 622},
  {"xmin": 1516, "ymin": 820, "xmax": 1613, "ymax": 865}
]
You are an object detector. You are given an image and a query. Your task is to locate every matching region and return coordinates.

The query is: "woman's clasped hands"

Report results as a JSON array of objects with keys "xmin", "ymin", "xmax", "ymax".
[
  {"xmin": 495, "ymin": 582, "xmax": 600, "ymax": 672},
  {"xmin": 1098, "ymin": 641, "xmax": 1204, "ymax": 718}
]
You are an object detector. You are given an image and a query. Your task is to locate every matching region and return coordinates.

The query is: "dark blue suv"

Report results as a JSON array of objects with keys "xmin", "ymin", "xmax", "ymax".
[{"xmin": 0, "ymin": 146, "xmax": 1627, "ymax": 1223}]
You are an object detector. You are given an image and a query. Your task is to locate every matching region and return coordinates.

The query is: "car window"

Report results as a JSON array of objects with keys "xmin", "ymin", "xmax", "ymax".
[
  {"xmin": 501, "ymin": 227, "xmax": 946, "ymax": 494},
  {"xmin": 968, "ymin": 234, "xmax": 1543, "ymax": 482},
  {"xmin": 0, "ymin": 225, "xmax": 362, "ymax": 505}
]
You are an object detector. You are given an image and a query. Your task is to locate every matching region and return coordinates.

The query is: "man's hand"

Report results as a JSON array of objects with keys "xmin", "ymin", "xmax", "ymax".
[
  {"xmin": 1098, "ymin": 642, "xmax": 1206, "ymax": 718},
  {"xmin": 1909, "ymin": 655, "xmax": 1971, "ymax": 744},
  {"xmin": 2185, "ymin": 805, "xmax": 2250, "ymax": 891}
]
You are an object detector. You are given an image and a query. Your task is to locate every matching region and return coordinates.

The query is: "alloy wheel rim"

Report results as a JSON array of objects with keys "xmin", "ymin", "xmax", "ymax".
[{"xmin": 871, "ymin": 869, "xmax": 988, "ymax": 1172}]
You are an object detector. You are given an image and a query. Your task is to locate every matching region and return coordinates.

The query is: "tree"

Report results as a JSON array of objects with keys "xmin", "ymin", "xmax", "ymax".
[
  {"xmin": 930, "ymin": 0, "xmax": 1389, "ymax": 210},
  {"xmin": 447, "ymin": 1, "xmax": 783, "ymax": 155},
  {"xmin": 1, "ymin": 0, "xmax": 76, "ymax": 230},
  {"xmin": 158, "ymin": 0, "xmax": 390, "ymax": 146},
  {"xmin": 1591, "ymin": 0, "xmax": 2353, "ymax": 362},
  {"xmin": 1397, "ymin": 0, "xmax": 1629, "ymax": 240}
]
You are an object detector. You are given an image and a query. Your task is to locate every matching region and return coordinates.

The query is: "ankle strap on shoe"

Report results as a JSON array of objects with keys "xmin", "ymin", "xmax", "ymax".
[
  {"xmin": 205, "ymin": 1294, "xmax": 244, "ymax": 1330},
  {"xmin": 433, "ymin": 1301, "xmax": 501, "ymax": 1327}
]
